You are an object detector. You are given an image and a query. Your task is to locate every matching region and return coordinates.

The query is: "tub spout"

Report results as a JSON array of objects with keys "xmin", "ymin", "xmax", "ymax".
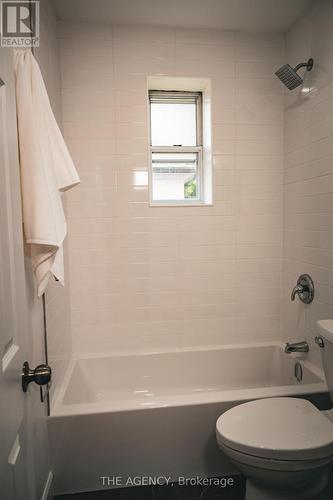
[{"xmin": 284, "ymin": 341, "xmax": 309, "ymax": 354}]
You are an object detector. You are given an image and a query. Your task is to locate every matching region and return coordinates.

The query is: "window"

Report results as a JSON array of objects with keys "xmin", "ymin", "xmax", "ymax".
[{"xmin": 149, "ymin": 90, "xmax": 203, "ymax": 204}]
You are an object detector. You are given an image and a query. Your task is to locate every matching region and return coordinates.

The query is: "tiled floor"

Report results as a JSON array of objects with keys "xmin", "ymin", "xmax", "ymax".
[
  {"xmin": 55, "ymin": 472, "xmax": 333, "ymax": 500},
  {"xmin": 55, "ymin": 475, "xmax": 246, "ymax": 500}
]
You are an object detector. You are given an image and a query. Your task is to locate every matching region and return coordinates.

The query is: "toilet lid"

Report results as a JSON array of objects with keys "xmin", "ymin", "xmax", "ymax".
[{"xmin": 216, "ymin": 398, "xmax": 333, "ymax": 461}]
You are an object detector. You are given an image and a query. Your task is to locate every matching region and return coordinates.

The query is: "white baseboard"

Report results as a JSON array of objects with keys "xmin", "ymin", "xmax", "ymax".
[{"xmin": 41, "ymin": 471, "xmax": 53, "ymax": 500}]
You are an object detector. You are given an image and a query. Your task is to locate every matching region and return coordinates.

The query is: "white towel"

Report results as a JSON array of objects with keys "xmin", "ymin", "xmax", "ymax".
[{"xmin": 14, "ymin": 49, "xmax": 80, "ymax": 297}]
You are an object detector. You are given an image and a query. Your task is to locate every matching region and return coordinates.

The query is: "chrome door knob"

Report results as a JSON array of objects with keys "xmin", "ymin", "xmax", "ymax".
[{"xmin": 22, "ymin": 361, "xmax": 52, "ymax": 392}]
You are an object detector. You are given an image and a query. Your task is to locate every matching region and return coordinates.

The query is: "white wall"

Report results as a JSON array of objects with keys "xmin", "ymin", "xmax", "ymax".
[
  {"xmin": 282, "ymin": 0, "xmax": 333, "ymax": 367},
  {"xmin": 35, "ymin": 0, "xmax": 72, "ymax": 404},
  {"xmin": 59, "ymin": 22, "xmax": 285, "ymax": 354}
]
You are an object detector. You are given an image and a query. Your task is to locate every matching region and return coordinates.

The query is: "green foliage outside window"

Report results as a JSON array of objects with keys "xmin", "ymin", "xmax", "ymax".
[{"xmin": 184, "ymin": 178, "xmax": 197, "ymax": 199}]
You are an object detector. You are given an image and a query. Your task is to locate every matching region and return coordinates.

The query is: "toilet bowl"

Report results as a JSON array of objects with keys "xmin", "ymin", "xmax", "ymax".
[
  {"xmin": 216, "ymin": 320, "xmax": 333, "ymax": 500},
  {"xmin": 216, "ymin": 397, "xmax": 333, "ymax": 499}
]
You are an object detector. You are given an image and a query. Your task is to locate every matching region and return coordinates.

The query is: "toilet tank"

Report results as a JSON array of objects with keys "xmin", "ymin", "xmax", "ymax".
[{"xmin": 317, "ymin": 320, "xmax": 333, "ymax": 403}]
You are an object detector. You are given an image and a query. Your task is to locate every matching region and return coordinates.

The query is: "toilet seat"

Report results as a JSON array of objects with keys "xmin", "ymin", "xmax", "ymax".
[
  {"xmin": 216, "ymin": 397, "xmax": 333, "ymax": 461},
  {"xmin": 219, "ymin": 442, "xmax": 333, "ymax": 472}
]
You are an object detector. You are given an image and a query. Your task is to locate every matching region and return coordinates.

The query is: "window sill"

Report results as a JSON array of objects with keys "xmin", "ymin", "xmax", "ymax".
[{"xmin": 149, "ymin": 202, "xmax": 213, "ymax": 208}]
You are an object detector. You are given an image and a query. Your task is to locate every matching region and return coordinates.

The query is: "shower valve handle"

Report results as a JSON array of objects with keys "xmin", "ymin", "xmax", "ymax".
[{"xmin": 291, "ymin": 274, "xmax": 314, "ymax": 304}]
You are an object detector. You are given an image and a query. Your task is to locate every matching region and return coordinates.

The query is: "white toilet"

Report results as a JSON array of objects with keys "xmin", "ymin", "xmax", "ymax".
[{"xmin": 216, "ymin": 320, "xmax": 333, "ymax": 500}]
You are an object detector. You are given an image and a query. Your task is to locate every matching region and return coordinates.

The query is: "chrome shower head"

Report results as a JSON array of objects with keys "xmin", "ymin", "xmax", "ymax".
[{"xmin": 275, "ymin": 58, "xmax": 314, "ymax": 90}]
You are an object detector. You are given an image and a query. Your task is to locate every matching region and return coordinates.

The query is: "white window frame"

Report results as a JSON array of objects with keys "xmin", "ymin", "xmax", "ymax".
[{"xmin": 148, "ymin": 90, "xmax": 204, "ymax": 206}]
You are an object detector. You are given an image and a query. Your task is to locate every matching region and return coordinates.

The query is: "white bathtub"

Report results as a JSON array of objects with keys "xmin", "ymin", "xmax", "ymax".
[{"xmin": 49, "ymin": 342, "xmax": 327, "ymax": 495}]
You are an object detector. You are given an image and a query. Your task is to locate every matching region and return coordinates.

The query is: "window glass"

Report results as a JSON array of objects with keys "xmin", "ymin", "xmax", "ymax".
[
  {"xmin": 151, "ymin": 152, "xmax": 199, "ymax": 201},
  {"xmin": 150, "ymin": 102, "xmax": 197, "ymax": 146}
]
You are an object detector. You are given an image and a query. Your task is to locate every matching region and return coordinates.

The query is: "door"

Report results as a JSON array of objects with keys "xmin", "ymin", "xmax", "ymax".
[{"xmin": 0, "ymin": 48, "xmax": 50, "ymax": 500}]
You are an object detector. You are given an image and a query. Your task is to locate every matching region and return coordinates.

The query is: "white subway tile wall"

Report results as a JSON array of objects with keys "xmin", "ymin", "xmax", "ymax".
[
  {"xmin": 283, "ymin": 0, "xmax": 333, "ymax": 367},
  {"xmin": 59, "ymin": 22, "xmax": 284, "ymax": 354}
]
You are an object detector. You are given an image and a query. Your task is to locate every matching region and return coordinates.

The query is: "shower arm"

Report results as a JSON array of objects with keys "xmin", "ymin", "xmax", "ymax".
[{"xmin": 294, "ymin": 58, "xmax": 314, "ymax": 73}]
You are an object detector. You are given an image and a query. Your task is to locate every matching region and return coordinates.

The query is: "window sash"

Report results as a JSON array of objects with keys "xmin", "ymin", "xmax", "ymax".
[
  {"xmin": 150, "ymin": 147, "xmax": 203, "ymax": 204},
  {"xmin": 149, "ymin": 90, "xmax": 201, "ymax": 104},
  {"xmin": 149, "ymin": 91, "xmax": 202, "ymax": 147}
]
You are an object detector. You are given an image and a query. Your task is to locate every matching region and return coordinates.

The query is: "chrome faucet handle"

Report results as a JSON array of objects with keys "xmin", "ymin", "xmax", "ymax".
[
  {"xmin": 291, "ymin": 285, "xmax": 303, "ymax": 301},
  {"xmin": 315, "ymin": 336, "xmax": 325, "ymax": 348},
  {"xmin": 291, "ymin": 274, "xmax": 314, "ymax": 304}
]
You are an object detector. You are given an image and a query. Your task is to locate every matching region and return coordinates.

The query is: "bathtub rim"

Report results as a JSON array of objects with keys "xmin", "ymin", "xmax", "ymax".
[
  {"xmin": 50, "ymin": 341, "xmax": 327, "ymax": 417},
  {"xmin": 50, "ymin": 341, "xmax": 326, "ymax": 417}
]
